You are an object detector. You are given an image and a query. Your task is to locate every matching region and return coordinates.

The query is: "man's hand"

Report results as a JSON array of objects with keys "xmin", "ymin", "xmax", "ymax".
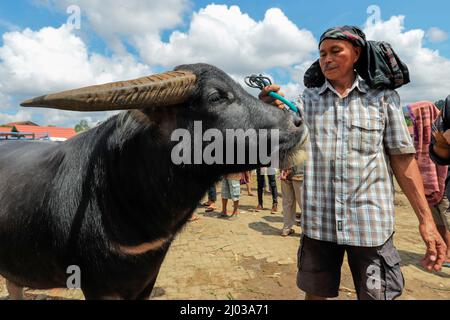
[
  {"xmin": 419, "ymin": 219, "xmax": 447, "ymax": 271},
  {"xmin": 442, "ymin": 129, "xmax": 450, "ymax": 145},
  {"xmin": 433, "ymin": 130, "xmax": 450, "ymax": 147},
  {"xmin": 258, "ymin": 84, "xmax": 286, "ymax": 109},
  {"xmin": 432, "ymin": 131, "xmax": 450, "ymax": 159}
]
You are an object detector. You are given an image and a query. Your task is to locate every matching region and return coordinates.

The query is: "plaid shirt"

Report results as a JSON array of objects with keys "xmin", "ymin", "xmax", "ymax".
[{"xmin": 298, "ymin": 75, "xmax": 415, "ymax": 247}]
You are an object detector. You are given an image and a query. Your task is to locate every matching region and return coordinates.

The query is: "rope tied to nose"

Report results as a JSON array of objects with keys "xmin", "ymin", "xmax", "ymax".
[{"xmin": 245, "ymin": 74, "xmax": 299, "ymax": 114}]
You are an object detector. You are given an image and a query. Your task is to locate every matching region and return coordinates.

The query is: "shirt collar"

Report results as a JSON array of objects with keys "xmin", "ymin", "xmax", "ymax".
[{"xmin": 318, "ymin": 73, "xmax": 368, "ymax": 96}]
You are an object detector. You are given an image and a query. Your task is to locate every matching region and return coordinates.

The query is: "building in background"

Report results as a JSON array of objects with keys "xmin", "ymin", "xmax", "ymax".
[{"xmin": 0, "ymin": 122, "xmax": 76, "ymax": 141}]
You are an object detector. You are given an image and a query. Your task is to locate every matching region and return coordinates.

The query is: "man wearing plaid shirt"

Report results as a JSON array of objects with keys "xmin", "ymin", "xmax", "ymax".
[{"xmin": 260, "ymin": 26, "xmax": 446, "ymax": 300}]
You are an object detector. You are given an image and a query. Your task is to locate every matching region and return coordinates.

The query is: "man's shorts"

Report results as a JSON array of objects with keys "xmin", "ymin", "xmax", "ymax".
[
  {"xmin": 431, "ymin": 196, "xmax": 450, "ymax": 231},
  {"xmin": 297, "ymin": 235, "xmax": 404, "ymax": 300},
  {"xmin": 221, "ymin": 179, "xmax": 240, "ymax": 201}
]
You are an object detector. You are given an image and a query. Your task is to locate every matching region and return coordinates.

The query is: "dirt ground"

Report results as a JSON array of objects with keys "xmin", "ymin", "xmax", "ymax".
[
  {"xmin": 235, "ymin": 182, "xmax": 450, "ymax": 300},
  {"xmin": 0, "ymin": 177, "xmax": 449, "ymax": 300}
]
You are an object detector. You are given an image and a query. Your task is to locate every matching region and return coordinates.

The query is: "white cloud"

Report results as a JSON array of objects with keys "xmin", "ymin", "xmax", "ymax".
[
  {"xmin": 38, "ymin": 2, "xmax": 318, "ymax": 78},
  {"xmin": 4, "ymin": 3, "xmax": 450, "ymax": 127},
  {"xmin": 0, "ymin": 24, "xmax": 151, "ymax": 126},
  {"xmin": 9, "ymin": 0, "xmax": 317, "ymax": 124},
  {"xmin": 0, "ymin": 110, "xmax": 33, "ymax": 124},
  {"xmin": 0, "ymin": 92, "xmax": 12, "ymax": 109},
  {"xmin": 37, "ymin": 0, "xmax": 191, "ymax": 54},
  {"xmin": 133, "ymin": 5, "xmax": 318, "ymax": 75},
  {"xmin": 31, "ymin": 109, "xmax": 120, "ymax": 127},
  {"xmin": 364, "ymin": 16, "xmax": 450, "ymax": 104},
  {"xmin": 282, "ymin": 82, "xmax": 305, "ymax": 101},
  {"xmin": 0, "ymin": 24, "xmax": 151, "ymax": 96},
  {"xmin": 426, "ymin": 27, "xmax": 448, "ymax": 43}
]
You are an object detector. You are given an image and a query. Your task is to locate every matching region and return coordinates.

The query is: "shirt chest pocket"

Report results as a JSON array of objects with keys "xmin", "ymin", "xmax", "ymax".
[{"xmin": 350, "ymin": 117, "xmax": 384, "ymax": 155}]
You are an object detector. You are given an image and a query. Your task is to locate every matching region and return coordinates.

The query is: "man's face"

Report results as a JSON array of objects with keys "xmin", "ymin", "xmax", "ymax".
[{"xmin": 319, "ymin": 39, "xmax": 361, "ymax": 82}]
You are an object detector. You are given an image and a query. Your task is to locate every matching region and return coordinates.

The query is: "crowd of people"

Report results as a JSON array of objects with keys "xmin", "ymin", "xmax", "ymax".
[{"xmin": 193, "ymin": 166, "xmax": 305, "ymax": 238}]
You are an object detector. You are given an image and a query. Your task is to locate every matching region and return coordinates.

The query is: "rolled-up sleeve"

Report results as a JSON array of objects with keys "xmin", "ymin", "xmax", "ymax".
[{"xmin": 382, "ymin": 90, "xmax": 416, "ymax": 155}]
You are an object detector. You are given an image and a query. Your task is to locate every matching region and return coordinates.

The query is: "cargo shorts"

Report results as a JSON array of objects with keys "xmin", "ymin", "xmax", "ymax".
[
  {"xmin": 221, "ymin": 179, "xmax": 241, "ymax": 201},
  {"xmin": 297, "ymin": 235, "xmax": 404, "ymax": 300}
]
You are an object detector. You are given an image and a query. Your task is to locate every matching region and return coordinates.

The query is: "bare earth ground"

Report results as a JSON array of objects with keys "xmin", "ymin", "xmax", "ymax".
[{"xmin": 0, "ymin": 177, "xmax": 449, "ymax": 300}]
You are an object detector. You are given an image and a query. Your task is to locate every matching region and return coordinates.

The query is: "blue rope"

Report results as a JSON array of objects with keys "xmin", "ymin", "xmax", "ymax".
[{"xmin": 245, "ymin": 74, "xmax": 299, "ymax": 113}]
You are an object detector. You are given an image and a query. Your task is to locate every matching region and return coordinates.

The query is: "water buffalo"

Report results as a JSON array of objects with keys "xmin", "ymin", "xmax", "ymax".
[{"xmin": 0, "ymin": 63, "xmax": 307, "ymax": 299}]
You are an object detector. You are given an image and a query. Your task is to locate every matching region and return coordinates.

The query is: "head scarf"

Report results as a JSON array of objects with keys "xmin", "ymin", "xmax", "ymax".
[
  {"xmin": 319, "ymin": 25, "xmax": 366, "ymax": 48},
  {"xmin": 304, "ymin": 25, "xmax": 410, "ymax": 90}
]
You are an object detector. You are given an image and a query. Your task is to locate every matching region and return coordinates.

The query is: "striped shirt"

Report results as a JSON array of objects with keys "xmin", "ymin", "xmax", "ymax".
[{"xmin": 298, "ymin": 75, "xmax": 415, "ymax": 247}]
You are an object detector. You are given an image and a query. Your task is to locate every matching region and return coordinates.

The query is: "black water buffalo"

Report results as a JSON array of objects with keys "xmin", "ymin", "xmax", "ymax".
[{"xmin": 0, "ymin": 63, "xmax": 307, "ymax": 300}]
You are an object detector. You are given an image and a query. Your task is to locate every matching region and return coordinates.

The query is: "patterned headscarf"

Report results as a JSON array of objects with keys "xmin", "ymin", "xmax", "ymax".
[
  {"xmin": 304, "ymin": 25, "xmax": 410, "ymax": 89},
  {"xmin": 319, "ymin": 25, "xmax": 366, "ymax": 48}
]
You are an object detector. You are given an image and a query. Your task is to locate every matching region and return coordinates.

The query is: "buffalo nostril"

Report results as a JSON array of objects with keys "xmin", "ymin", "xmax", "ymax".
[{"xmin": 292, "ymin": 114, "xmax": 303, "ymax": 127}]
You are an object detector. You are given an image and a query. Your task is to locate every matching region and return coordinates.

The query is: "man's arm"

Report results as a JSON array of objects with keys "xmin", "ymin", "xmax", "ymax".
[{"xmin": 389, "ymin": 154, "xmax": 447, "ymax": 271}]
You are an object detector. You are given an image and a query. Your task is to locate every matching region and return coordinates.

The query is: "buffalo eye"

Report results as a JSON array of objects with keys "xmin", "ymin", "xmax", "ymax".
[{"xmin": 207, "ymin": 91, "xmax": 225, "ymax": 104}]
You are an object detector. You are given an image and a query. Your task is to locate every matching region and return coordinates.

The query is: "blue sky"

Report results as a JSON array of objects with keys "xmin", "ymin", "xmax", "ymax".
[
  {"xmin": 1, "ymin": 1, "xmax": 449, "ymax": 54},
  {"xmin": 1, "ymin": 1, "xmax": 448, "ymax": 55},
  {"xmin": 0, "ymin": 0, "xmax": 449, "ymax": 126},
  {"xmin": 195, "ymin": 0, "xmax": 450, "ymax": 51}
]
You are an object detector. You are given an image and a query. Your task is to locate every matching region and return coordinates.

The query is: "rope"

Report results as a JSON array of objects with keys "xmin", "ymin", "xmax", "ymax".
[{"xmin": 245, "ymin": 74, "xmax": 299, "ymax": 113}]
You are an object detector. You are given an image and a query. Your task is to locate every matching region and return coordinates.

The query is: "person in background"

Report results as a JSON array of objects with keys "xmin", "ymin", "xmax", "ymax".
[
  {"xmin": 241, "ymin": 171, "xmax": 255, "ymax": 196},
  {"xmin": 220, "ymin": 173, "xmax": 241, "ymax": 220},
  {"xmin": 428, "ymin": 95, "xmax": 450, "ymax": 267},
  {"xmin": 256, "ymin": 167, "xmax": 278, "ymax": 214},
  {"xmin": 190, "ymin": 185, "xmax": 218, "ymax": 221},
  {"xmin": 202, "ymin": 185, "xmax": 217, "ymax": 213},
  {"xmin": 280, "ymin": 163, "xmax": 305, "ymax": 237}
]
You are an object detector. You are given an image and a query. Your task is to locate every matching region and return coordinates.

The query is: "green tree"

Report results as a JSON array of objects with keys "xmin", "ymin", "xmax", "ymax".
[
  {"xmin": 74, "ymin": 120, "xmax": 90, "ymax": 133},
  {"xmin": 404, "ymin": 115, "xmax": 413, "ymax": 127}
]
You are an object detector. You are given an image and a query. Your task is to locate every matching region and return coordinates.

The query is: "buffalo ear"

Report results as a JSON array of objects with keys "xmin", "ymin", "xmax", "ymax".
[{"xmin": 20, "ymin": 71, "xmax": 197, "ymax": 112}]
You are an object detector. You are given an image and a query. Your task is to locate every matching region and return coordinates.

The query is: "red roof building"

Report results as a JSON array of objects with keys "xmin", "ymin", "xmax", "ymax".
[
  {"xmin": 12, "ymin": 125, "xmax": 77, "ymax": 141},
  {"xmin": 0, "ymin": 127, "xmax": 12, "ymax": 132}
]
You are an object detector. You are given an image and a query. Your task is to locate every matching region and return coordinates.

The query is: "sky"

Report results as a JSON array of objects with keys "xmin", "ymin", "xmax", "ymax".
[{"xmin": 0, "ymin": 0, "xmax": 449, "ymax": 127}]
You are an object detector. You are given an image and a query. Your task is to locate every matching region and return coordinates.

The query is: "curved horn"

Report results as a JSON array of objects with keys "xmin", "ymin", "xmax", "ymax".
[{"xmin": 20, "ymin": 70, "xmax": 197, "ymax": 112}]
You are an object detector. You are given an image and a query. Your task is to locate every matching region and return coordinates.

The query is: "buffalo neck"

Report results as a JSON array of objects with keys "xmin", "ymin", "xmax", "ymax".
[{"xmin": 90, "ymin": 113, "xmax": 220, "ymax": 247}]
